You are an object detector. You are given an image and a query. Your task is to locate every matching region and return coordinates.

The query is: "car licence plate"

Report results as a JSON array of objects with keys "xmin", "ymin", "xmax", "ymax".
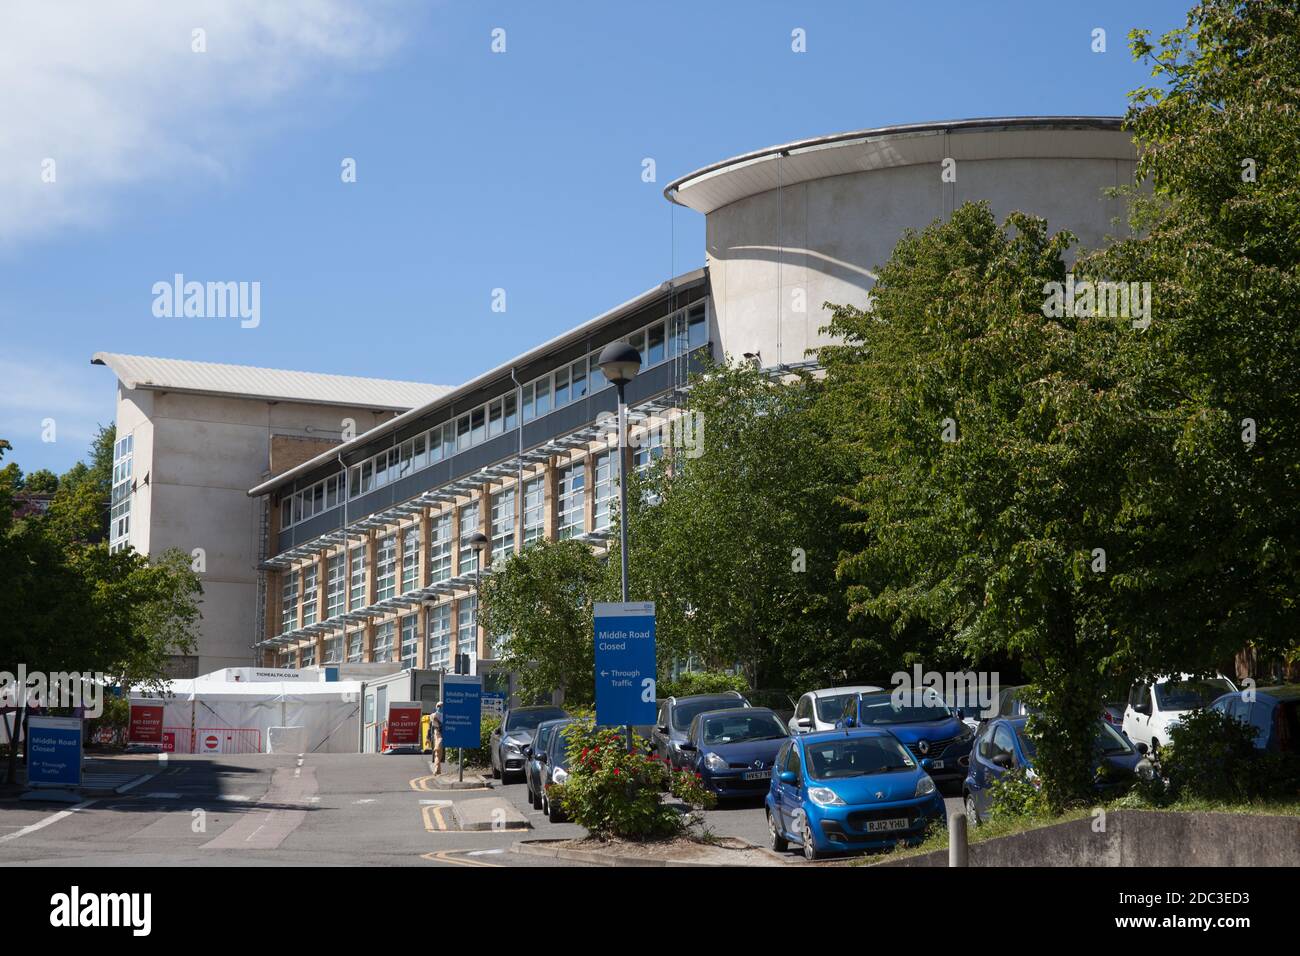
[
  {"xmin": 929, "ymin": 759, "xmax": 945, "ymax": 770},
  {"xmin": 866, "ymin": 817, "xmax": 910, "ymax": 832},
  {"xmin": 743, "ymin": 770, "xmax": 771, "ymax": 781}
]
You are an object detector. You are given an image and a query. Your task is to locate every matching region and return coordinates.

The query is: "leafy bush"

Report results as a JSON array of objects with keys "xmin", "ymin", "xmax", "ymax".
[
  {"xmin": 986, "ymin": 768, "xmax": 1049, "ymax": 820},
  {"xmin": 551, "ymin": 722, "xmax": 716, "ymax": 840},
  {"xmin": 1157, "ymin": 708, "xmax": 1300, "ymax": 802},
  {"xmin": 659, "ymin": 671, "xmax": 748, "ymax": 699}
]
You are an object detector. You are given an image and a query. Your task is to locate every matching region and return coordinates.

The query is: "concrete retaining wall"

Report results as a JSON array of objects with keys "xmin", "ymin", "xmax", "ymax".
[{"xmin": 879, "ymin": 811, "xmax": 1300, "ymax": 867}]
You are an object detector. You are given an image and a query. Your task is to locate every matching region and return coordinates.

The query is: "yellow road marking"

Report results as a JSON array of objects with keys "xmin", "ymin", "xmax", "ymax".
[
  {"xmin": 420, "ymin": 850, "xmax": 501, "ymax": 867},
  {"xmin": 421, "ymin": 803, "xmax": 452, "ymax": 831}
]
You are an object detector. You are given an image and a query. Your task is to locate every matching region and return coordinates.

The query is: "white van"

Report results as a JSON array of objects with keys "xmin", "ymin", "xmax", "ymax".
[{"xmin": 1122, "ymin": 674, "xmax": 1238, "ymax": 753}]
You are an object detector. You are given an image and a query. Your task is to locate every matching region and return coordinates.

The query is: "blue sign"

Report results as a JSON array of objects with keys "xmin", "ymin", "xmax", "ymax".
[
  {"xmin": 27, "ymin": 716, "xmax": 82, "ymax": 788},
  {"xmin": 442, "ymin": 675, "xmax": 482, "ymax": 749},
  {"xmin": 594, "ymin": 602, "xmax": 657, "ymax": 727}
]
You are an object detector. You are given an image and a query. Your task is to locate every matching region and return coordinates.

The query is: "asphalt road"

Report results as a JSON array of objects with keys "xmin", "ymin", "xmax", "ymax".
[
  {"xmin": 0, "ymin": 752, "xmax": 583, "ymax": 868},
  {"xmin": 0, "ymin": 753, "xmax": 964, "ymax": 867}
]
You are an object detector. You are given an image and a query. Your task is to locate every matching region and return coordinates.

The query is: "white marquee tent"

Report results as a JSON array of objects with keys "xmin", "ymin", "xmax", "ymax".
[{"xmin": 134, "ymin": 672, "xmax": 363, "ymax": 754}]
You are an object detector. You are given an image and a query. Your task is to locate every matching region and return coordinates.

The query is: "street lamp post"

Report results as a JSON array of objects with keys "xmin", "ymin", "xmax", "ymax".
[
  {"xmin": 597, "ymin": 342, "xmax": 642, "ymax": 752},
  {"xmin": 467, "ymin": 530, "xmax": 489, "ymax": 784}
]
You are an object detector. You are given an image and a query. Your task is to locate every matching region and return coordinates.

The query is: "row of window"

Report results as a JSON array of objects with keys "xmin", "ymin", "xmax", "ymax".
[
  {"xmin": 279, "ymin": 301, "xmax": 707, "ymax": 530},
  {"xmin": 285, "ymin": 598, "xmax": 478, "ymax": 671},
  {"xmin": 280, "ymin": 440, "xmax": 667, "ymax": 634}
]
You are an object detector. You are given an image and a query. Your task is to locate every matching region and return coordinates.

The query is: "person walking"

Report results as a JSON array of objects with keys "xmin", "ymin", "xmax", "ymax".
[{"xmin": 430, "ymin": 701, "xmax": 445, "ymax": 775}]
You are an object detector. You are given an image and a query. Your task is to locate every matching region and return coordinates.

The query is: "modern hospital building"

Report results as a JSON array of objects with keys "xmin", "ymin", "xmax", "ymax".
[{"xmin": 94, "ymin": 117, "xmax": 1138, "ymax": 693}]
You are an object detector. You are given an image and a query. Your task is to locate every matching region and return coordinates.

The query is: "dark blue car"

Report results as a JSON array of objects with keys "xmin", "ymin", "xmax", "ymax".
[
  {"xmin": 836, "ymin": 691, "xmax": 974, "ymax": 788},
  {"xmin": 679, "ymin": 707, "xmax": 788, "ymax": 799},
  {"xmin": 1209, "ymin": 686, "xmax": 1300, "ymax": 754},
  {"xmin": 963, "ymin": 716, "xmax": 1148, "ymax": 824},
  {"xmin": 766, "ymin": 728, "xmax": 946, "ymax": 860}
]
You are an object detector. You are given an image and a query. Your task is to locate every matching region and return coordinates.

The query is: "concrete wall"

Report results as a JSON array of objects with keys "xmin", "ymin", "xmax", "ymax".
[
  {"xmin": 114, "ymin": 385, "xmax": 399, "ymax": 675},
  {"xmin": 878, "ymin": 811, "xmax": 1300, "ymax": 867},
  {"xmin": 704, "ymin": 128, "xmax": 1138, "ymax": 366}
]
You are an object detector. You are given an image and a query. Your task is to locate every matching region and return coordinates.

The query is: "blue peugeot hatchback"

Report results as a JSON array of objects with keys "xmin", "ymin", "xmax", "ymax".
[
  {"xmin": 836, "ymin": 691, "xmax": 975, "ymax": 789},
  {"xmin": 765, "ymin": 728, "xmax": 946, "ymax": 861}
]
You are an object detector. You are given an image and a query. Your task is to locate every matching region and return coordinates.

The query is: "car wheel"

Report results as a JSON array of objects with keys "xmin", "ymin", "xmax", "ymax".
[
  {"xmin": 800, "ymin": 816, "xmax": 820, "ymax": 862},
  {"xmin": 491, "ymin": 750, "xmax": 501, "ymax": 779},
  {"xmin": 965, "ymin": 792, "xmax": 980, "ymax": 827},
  {"xmin": 531, "ymin": 780, "xmax": 542, "ymax": 810},
  {"xmin": 767, "ymin": 810, "xmax": 788, "ymax": 853},
  {"xmin": 547, "ymin": 791, "xmax": 563, "ymax": 823}
]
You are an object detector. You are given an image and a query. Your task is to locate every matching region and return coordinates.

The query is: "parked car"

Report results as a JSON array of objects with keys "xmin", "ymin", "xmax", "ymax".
[
  {"xmin": 539, "ymin": 718, "xmax": 578, "ymax": 823},
  {"xmin": 765, "ymin": 728, "xmax": 946, "ymax": 861},
  {"xmin": 993, "ymin": 684, "xmax": 1032, "ymax": 719},
  {"xmin": 1100, "ymin": 699, "xmax": 1127, "ymax": 730},
  {"xmin": 789, "ymin": 685, "xmax": 884, "ymax": 735},
  {"xmin": 1209, "ymin": 685, "xmax": 1300, "ymax": 754},
  {"xmin": 650, "ymin": 692, "xmax": 750, "ymax": 770},
  {"xmin": 1122, "ymin": 674, "xmax": 1237, "ymax": 754},
  {"xmin": 525, "ymin": 718, "xmax": 570, "ymax": 810},
  {"xmin": 835, "ymin": 690, "xmax": 974, "ymax": 788},
  {"xmin": 996, "ymin": 683, "xmax": 1125, "ymax": 733},
  {"xmin": 678, "ymin": 707, "xmax": 789, "ymax": 799},
  {"xmin": 491, "ymin": 704, "xmax": 569, "ymax": 782},
  {"xmin": 963, "ymin": 716, "xmax": 1149, "ymax": 825}
]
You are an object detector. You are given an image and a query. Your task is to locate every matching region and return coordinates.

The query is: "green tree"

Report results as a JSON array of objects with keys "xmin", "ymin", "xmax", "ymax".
[
  {"xmin": 817, "ymin": 203, "xmax": 1154, "ymax": 808},
  {"xmin": 479, "ymin": 538, "xmax": 611, "ymax": 706},
  {"xmin": 1077, "ymin": 1, "xmax": 1300, "ymax": 673},
  {"xmin": 611, "ymin": 360, "xmax": 902, "ymax": 693},
  {"xmin": 0, "ymin": 435, "xmax": 202, "ymax": 782},
  {"xmin": 23, "ymin": 469, "xmax": 59, "ymax": 494}
]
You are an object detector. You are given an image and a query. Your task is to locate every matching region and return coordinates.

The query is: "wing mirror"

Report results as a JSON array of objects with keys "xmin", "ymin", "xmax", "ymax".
[
  {"xmin": 992, "ymin": 753, "xmax": 1013, "ymax": 769},
  {"xmin": 779, "ymin": 771, "xmax": 797, "ymax": 785},
  {"xmin": 679, "ymin": 743, "xmax": 697, "ymax": 752}
]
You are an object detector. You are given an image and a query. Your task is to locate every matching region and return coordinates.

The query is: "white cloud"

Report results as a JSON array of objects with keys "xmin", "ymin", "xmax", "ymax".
[{"xmin": 0, "ymin": 0, "xmax": 405, "ymax": 244}]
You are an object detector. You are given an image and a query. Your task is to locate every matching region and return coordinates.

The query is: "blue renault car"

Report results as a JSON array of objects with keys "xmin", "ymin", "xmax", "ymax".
[
  {"xmin": 765, "ymin": 728, "xmax": 946, "ymax": 860},
  {"xmin": 679, "ymin": 707, "xmax": 789, "ymax": 800},
  {"xmin": 835, "ymin": 691, "xmax": 975, "ymax": 789},
  {"xmin": 963, "ymin": 716, "xmax": 1149, "ymax": 825}
]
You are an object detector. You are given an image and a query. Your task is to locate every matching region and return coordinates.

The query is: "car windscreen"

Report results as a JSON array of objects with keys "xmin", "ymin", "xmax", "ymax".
[
  {"xmin": 701, "ymin": 712, "xmax": 787, "ymax": 745},
  {"xmin": 672, "ymin": 697, "xmax": 741, "ymax": 731},
  {"xmin": 814, "ymin": 694, "xmax": 854, "ymax": 723},
  {"xmin": 505, "ymin": 708, "xmax": 568, "ymax": 732},
  {"xmin": 1154, "ymin": 679, "xmax": 1235, "ymax": 710},
  {"xmin": 805, "ymin": 737, "xmax": 916, "ymax": 779},
  {"xmin": 1016, "ymin": 722, "xmax": 1132, "ymax": 759},
  {"xmin": 857, "ymin": 694, "xmax": 951, "ymax": 725}
]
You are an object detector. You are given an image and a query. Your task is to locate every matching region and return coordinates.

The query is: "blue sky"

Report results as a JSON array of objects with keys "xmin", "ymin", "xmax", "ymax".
[{"xmin": 0, "ymin": 0, "xmax": 1192, "ymax": 475}]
